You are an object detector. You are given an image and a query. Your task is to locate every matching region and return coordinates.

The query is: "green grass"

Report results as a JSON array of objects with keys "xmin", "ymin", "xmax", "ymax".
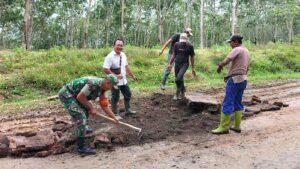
[{"xmin": 0, "ymin": 43, "xmax": 300, "ymax": 113}]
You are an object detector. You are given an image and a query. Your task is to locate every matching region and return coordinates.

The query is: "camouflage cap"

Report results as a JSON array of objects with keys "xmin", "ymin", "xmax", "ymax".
[{"xmin": 105, "ymin": 74, "xmax": 118, "ymax": 89}]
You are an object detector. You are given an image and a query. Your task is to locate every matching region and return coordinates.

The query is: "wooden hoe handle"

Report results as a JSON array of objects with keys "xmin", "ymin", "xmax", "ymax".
[{"xmin": 96, "ymin": 113, "xmax": 142, "ymax": 133}]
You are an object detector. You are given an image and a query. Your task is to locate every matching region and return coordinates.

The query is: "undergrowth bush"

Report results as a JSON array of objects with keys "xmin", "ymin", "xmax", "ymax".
[{"xmin": 0, "ymin": 43, "xmax": 299, "ymax": 101}]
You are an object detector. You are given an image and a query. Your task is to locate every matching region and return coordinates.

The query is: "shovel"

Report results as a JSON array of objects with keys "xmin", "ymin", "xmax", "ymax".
[{"xmin": 95, "ymin": 113, "xmax": 142, "ymax": 135}]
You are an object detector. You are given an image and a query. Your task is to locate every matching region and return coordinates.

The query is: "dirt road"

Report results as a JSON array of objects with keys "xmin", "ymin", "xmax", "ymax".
[{"xmin": 1, "ymin": 79, "xmax": 300, "ymax": 169}]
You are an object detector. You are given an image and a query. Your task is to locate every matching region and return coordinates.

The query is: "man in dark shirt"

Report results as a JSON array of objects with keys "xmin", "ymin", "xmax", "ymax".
[
  {"xmin": 167, "ymin": 33, "xmax": 196, "ymax": 100},
  {"xmin": 159, "ymin": 28, "xmax": 193, "ymax": 91}
]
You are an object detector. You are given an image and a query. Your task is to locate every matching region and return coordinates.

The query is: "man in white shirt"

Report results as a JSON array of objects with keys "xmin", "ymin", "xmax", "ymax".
[{"xmin": 103, "ymin": 39, "xmax": 138, "ymax": 118}]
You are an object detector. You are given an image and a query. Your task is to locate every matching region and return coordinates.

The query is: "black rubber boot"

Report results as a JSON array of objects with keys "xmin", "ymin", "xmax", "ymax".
[
  {"xmin": 111, "ymin": 103, "xmax": 120, "ymax": 115},
  {"xmin": 77, "ymin": 137, "xmax": 96, "ymax": 155},
  {"xmin": 173, "ymin": 89, "xmax": 181, "ymax": 100},
  {"xmin": 125, "ymin": 100, "xmax": 136, "ymax": 115},
  {"xmin": 86, "ymin": 126, "xmax": 94, "ymax": 135}
]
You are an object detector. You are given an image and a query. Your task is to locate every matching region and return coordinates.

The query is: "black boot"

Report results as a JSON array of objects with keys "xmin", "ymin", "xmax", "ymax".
[
  {"xmin": 77, "ymin": 137, "xmax": 96, "ymax": 155},
  {"xmin": 180, "ymin": 86, "xmax": 186, "ymax": 99},
  {"xmin": 111, "ymin": 103, "xmax": 120, "ymax": 115},
  {"xmin": 173, "ymin": 89, "xmax": 180, "ymax": 100},
  {"xmin": 86, "ymin": 126, "xmax": 94, "ymax": 135},
  {"xmin": 125, "ymin": 100, "xmax": 136, "ymax": 115},
  {"xmin": 111, "ymin": 103, "xmax": 123, "ymax": 119}
]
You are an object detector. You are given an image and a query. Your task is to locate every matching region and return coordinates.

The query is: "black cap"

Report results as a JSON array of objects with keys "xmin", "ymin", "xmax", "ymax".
[{"xmin": 227, "ymin": 34, "xmax": 243, "ymax": 43}]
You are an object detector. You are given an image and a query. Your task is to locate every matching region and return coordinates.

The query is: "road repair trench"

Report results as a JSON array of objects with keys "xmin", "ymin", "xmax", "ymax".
[{"xmin": 0, "ymin": 83, "xmax": 292, "ymax": 158}]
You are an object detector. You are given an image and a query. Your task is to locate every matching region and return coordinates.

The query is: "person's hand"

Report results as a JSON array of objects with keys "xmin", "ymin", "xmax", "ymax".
[
  {"xmin": 159, "ymin": 50, "xmax": 163, "ymax": 56},
  {"xmin": 167, "ymin": 64, "xmax": 172, "ymax": 71},
  {"xmin": 192, "ymin": 68, "xmax": 196, "ymax": 78},
  {"xmin": 113, "ymin": 118, "xmax": 119, "ymax": 124},
  {"xmin": 217, "ymin": 65, "xmax": 223, "ymax": 74},
  {"xmin": 89, "ymin": 108, "xmax": 98, "ymax": 116},
  {"xmin": 132, "ymin": 75, "xmax": 138, "ymax": 81},
  {"xmin": 116, "ymin": 74, "xmax": 123, "ymax": 79}
]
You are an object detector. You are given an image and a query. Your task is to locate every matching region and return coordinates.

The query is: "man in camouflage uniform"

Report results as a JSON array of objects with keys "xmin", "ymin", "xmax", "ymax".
[{"xmin": 58, "ymin": 74, "xmax": 119, "ymax": 155}]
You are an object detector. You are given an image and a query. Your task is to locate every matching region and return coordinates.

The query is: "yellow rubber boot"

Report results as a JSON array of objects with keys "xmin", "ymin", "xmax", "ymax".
[
  {"xmin": 230, "ymin": 111, "xmax": 243, "ymax": 133},
  {"xmin": 212, "ymin": 112, "xmax": 231, "ymax": 134}
]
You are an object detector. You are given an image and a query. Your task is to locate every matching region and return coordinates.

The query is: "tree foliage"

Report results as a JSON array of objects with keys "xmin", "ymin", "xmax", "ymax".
[{"xmin": 0, "ymin": 0, "xmax": 299, "ymax": 49}]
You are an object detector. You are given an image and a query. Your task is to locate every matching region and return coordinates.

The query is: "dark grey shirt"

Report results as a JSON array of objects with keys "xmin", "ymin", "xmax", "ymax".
[
  {"xmin": 168, "ymin": 33, "xmax": 180, "ymax": 54},
  {"xmin": 173, "ymin": 42, "xmax": 195, "ymax": 65}
]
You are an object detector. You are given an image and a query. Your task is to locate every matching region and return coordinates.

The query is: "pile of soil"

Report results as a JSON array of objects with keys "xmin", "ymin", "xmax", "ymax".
[{"xmin": 111, "ymin": 93, "xmax": 219, "ymax": 145}]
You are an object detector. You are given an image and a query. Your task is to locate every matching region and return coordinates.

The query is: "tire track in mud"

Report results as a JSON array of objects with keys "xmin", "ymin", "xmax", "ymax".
[
  {"xmin": 0, "ymin": 117, "xmax": 54, "ymax": 135},
  {"xmin": 244, "ymin": 79, "xmax": 300, "ymax": 101}
]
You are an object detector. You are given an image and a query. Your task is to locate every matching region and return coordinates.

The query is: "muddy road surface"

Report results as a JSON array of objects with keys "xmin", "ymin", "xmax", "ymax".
[{"xmin": 1, "ymin": 79, "xmax": 300, "ymax": 169}]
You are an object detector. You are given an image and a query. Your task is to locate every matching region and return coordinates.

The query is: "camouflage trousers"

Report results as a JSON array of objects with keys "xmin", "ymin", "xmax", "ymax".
[{"xmin": 59, "ymin": 88, "xmax": 89, "ymax": 138}]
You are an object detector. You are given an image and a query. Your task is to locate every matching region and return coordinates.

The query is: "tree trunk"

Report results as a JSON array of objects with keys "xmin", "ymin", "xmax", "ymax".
[
  {"xmin": 120, "ymin": 0, "xmax": 125, "ymax": 38},
  {"xmin": 105, "ymin": 0, "xmax": 116, "ymax": 45},
  {"xmin": 94, "ymin": 9, "xmax": 102, "ymax": 48},
  {"xmin": 28, "ymin": 6, "xmax": 33, "ymax": 48},
  {"xmin": 68, "ymin": 0, "xmax": 76, "ymax": 48},
  {"xmin": 185, "ymin": 2, "xmax": 191, "ymax": 28},
  {"xmin": 156, "ymin": 0, "xmax": 163, "ymax": 45},
  {"xmin": 82, "ymin": 0, "xmax": 92, "ymax": 48},
  {"xmin": 64, "ymin": 13, "xmax": 69, "ymax": 47},
  {"xmin": 135, "ymin": 0, "xmax": 142, "ymax": 45},
  {"xmin": 22, "ymin": 0, "xmax": 32, "ymax": 49},
  {"xmin": 254, "ymin": 0, "xmax": 260, "ymax": 44},
  {"xmin": 199, "ymin": 0, "xmax": 204, "ymax": 49},
  {"xmin": 211, "ymin": 0, "xmax": 216, "ymax": 45},
  {"xmin": 287, "ymin": 17, "xmax": 294, "ymax": 44},
  {"xmin": 1, "ymin": 24, "xmax": 5, "ymax": 49},
  {"xmin": 231, "ymin": 0, "xmax": 237, "ymax": 35},
  {"xmin": 272, "ymin": 16, "xmax": 278, "ymax": 43}
]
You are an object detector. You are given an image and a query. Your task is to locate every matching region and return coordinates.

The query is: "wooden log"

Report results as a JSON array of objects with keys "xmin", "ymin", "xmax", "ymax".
[
  {"xmin": 8, "ymin": 130, "xmax": 55, "ymax": 154},
  {"xmin": 47, "ymin": 95, "xmax": 59, "ymax": 101}
]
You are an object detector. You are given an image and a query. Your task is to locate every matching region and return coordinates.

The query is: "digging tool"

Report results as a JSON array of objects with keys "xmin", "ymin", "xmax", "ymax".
[{"xmin": 95, "ymin": 113, "xmax": 142, "ymax": 135}]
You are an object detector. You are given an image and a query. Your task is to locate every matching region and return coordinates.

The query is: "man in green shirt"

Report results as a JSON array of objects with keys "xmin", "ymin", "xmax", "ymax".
[{"xmin": 58, "ymin": 74, "xmax": 119, "ymax": 155}]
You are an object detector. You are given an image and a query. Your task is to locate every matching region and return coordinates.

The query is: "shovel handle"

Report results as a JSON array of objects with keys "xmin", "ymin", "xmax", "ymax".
[{"xmin": 96, "ymin": 113, "xmax": 142, "ymax": 132}]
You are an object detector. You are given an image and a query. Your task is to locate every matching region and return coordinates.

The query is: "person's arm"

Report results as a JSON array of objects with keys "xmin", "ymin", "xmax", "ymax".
[
  {"xmin": 99, "ymin": 95, "xmax": 119, "ymax": 124},
  {"xmin": 219, "ymin": 57, "xmax": 231, "ymax": 67},
  {"xmin": 167, "ymin": 52, "xmax": 176, "ymax": 70},
  {"xmin": 76, "ymin": 87, "xmax": 96, "ymax": 115},
  {"xmin": 103, "ymin": 68, "xmax": 123, "ymax": 79},
  {"xmin": 167, "ymin": 43, "xmax": 179, "ymax": 69},
  {"xmin": 190, "ymin": 46, "xmax": 196, "ymax": 77},
  {"xmin": 217, "ymin": 48, "xmax": 239, "ymax": 73},
  {"xmin": 77, "ymin": 92, "xmax": 93, "ymax": 111},
  {"xmin": 217, "ymin": 57, "xmax": 231, "ymax": 74},
  {"xmin": 159, "ymin": 38, "xmax": 172, "ymax": 55},
  {"xmin": 102, "ymin": 106, "xmax": 119, "ymax": 124},
  {"xmin": 125, "ymin": 65, "xmax": 138, "ymax": 80},
  {"xmin": 103, "ymin": 56, "xmax": 123, "ymax": 79},
  {"xmin": 190, "ymin": 55, "xmax": 196, "ymax": 77}
]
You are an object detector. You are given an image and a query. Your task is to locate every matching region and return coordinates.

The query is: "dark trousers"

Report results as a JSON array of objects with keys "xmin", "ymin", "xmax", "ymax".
[
  {"xmin": 175, "ymin": 63, "xmax": 189, "ymax": 92},
  {"xmin": 111, "ymin": 84, "xmax": 132, "ymax": 113}
]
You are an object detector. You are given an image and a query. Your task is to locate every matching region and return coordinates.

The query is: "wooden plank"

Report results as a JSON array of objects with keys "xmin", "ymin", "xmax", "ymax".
[
  {"xmin": 185, "ymin": 92, "xmax": 220, "ymax": 105},
  {"xmin": 185, "ymin": 92, "xmax": 221, "ymax": 113}
]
